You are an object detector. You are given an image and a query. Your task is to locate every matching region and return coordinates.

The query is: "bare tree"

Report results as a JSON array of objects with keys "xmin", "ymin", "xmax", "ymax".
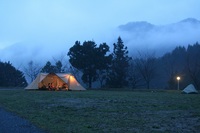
[
  {"xmin": 135, "ymin": 52, "xmax": 157, "ymax": 89},
  {"xmin": 128, "ymin": 61, "xmax": 143, "ymax": 89},
  {"xmin": 52, "ymin": 53, "xmax": 70, "ymax": 72},
  {"xmin": 185, "ymin": 44, "xmax": 200, "ymax": 89},
  {"xmin": 161, "ymin": 53, "xmax": 178, "ymax": 89},
  {"xmin": 186, "ymin": 58, "xmax": 200, "ymax": 89},
  {"xmin": 24, "ymin": 61, "xmax": 41, "ymax": 82},
  {"xmin": 96, "ymin": 69, "xmax": 110, "ymax": 88}
]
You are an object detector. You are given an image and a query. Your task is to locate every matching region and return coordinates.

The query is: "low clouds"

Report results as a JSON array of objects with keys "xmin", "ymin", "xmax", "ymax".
[
  {"xmin": 118, "ymin": 18, "xmax": 200, "ymax": 56},
  {"xmin": 1, "ymin": 18, "xmax": 200, "ymax": 68},
  {"xmin": 1, "ymin": 1, "xmax": 200, "ymax": 67}
]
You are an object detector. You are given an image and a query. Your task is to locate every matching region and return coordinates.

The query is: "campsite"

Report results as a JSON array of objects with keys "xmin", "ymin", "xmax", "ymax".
[
  {"xmin": 25, "ymin": 73, "xmax": 85, "ymax": 91},
  {"xmin": 0, "ymin": 89, "xmax": 200, "ymax": 133},
  {"xmin": 1, "ymin": 1, "xmax": 200, "ymax": 133},
  {"xmin": 0, "ymin": 21, "xmax": 200, "ymax": 133}
]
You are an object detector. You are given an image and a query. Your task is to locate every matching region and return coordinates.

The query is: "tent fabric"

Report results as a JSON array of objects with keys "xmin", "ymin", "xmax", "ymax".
[
  {"xmin": 182, "ymin": 84, "xmax": 198, "ymax": 94},
  {"xmin": 25, "ymin": 73, "xmax": 86, "ymax": 91}
]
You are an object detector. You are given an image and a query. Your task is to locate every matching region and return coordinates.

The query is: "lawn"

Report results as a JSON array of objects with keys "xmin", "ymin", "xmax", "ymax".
[{"xmin": 0, "ymin": 89, "xmax": 200, "ymax": 133}]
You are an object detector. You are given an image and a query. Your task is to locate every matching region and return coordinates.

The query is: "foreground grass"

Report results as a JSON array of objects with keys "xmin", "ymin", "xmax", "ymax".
[{"xmin": 0, "ymin": 89, "xmax": 200, "ymax": 133}]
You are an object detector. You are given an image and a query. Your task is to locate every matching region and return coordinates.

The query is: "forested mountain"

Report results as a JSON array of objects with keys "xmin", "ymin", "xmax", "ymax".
[
  {"xmin": 119, "ymin": 18, "xmax": 200, "ymax": 32},
  {"xmin": 1, "ymin": 18, "xmax": 200, "ymax": 89},
  {"xmin": 148, "ymin": 42, "xmax": 200, "ymax": 90},
  {"xmin": 119, "ymin": 18, "xmax": 200, "ymax": 56}
]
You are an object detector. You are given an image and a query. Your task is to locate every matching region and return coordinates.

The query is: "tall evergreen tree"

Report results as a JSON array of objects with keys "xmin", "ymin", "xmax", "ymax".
[{"xmin": 107, "ymin": 37, "xmax": 131, "ymax": 88}]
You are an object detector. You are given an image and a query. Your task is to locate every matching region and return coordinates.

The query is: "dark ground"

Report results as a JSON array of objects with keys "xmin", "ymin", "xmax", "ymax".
[{"xmin": 0, "ymin": 107, "xmax": 45, "ymax": 133}]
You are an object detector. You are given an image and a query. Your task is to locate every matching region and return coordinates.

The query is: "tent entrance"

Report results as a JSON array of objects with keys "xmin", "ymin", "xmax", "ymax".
[{"xmin": 38, "ymin": 73, "xmax": 69, "ymax": 90}]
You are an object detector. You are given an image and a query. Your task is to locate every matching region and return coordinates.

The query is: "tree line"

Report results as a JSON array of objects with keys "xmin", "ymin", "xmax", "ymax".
[
  {"xmin": 68, "ymin": 37, "xmax": 200, "ymax": 90},
  {"xmin": 0, "ymin": 37, "xmax": 200, "ymax": 90}
]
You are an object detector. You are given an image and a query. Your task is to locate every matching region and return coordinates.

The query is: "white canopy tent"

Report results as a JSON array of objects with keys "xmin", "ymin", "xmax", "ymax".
[{"xmin": 25, "ymin": 73, "xmax": 86, "ymax": 91}]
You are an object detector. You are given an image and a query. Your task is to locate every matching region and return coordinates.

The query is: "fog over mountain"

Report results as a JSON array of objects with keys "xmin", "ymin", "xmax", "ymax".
[
  {"xmin": 119, "ymin": 18, "xmax": 200, "ymax": 56},
  {"xmin": 0, "ymin": 40, "xmax": 69, "ymax": 68},
  {"xmin": 0, "ymin": 18, "xmax": 200, "ymax": 68}
]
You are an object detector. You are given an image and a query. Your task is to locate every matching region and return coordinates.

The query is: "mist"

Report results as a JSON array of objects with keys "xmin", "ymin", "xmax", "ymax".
[
  {"xmin": 1, "ymin": 18, "xmax": 200, "ymax": 68},
  {"xmin": 119, "ymin": 18, "xmax": 200, "ymax": 57},
  {"xmin": 1, "ymin": 0, "xmax": 200, "ymax": 68}
]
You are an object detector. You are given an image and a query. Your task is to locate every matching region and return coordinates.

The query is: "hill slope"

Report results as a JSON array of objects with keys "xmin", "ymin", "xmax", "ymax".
[{"xmin": 118, "ymin": 18, "xmax": 200, "ymax": 56}]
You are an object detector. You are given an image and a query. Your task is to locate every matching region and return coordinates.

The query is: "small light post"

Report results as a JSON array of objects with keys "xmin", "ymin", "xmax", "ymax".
[{"xmin": 176, "ymin": 76, "xmax": 181, "ymax": 90}]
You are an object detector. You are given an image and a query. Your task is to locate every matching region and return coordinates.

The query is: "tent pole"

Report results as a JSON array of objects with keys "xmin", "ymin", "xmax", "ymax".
[{"xmin": 68, "ymin": 75, "xmax": 71, "ymax": 90}]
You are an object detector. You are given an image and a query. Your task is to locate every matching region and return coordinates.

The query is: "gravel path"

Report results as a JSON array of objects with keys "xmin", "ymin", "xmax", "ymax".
[{"xmin": 0, "ymin": 107, "xmax": 46, "ymax": 133}]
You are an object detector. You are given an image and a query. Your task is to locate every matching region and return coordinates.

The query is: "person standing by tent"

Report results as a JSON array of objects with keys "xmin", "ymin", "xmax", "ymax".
[
  {"xmin": 48, "ymin": 83, "xmax": 51, "ymax": 90},
  {"xmin": 48, "ymin": 83, "xmax": 54, "ymax": 91}
]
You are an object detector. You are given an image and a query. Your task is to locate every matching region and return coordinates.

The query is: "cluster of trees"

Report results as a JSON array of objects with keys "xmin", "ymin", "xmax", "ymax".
[
  {"xmin": 0, "ymin": 61, "xmax": 27, "ymax": 87},
  {"xmin": 1, "ymin": 36, "xmax": 200, "ymax": 90},
  {"xmin": 131, "ymin": 42, "xmax": 200, "ymax": 90},
  {"xmin": 23, "ymin": 58, "xmax": 69, "ymax": 83},
  {"xmin": 68, "ymin": 40, "xmax": 112, "ymax": 88},
  {"xmin": 159, "ymin": 43, "xmax": 200, "ymax": 89},
  {"xmin": 68, "ymin": 37, "xmax": 200, "ymax": 90},
  {"xmin": 68, "ymin": 37, "xmax": 131, "ymax": 88}
]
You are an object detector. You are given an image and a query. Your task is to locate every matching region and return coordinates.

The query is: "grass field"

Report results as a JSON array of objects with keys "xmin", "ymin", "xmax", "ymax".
[{"xmin": 0, "ymin": 89, "xmax": 200, "ymax": 133}]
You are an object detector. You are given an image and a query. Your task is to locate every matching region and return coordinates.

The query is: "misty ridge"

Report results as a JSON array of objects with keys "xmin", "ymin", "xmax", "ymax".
[
  {"xmin": 119, "ymin": 18, "xmax": 200, "ymax": 56},
  {"xmin": 0, "ymin": 18, "xmax": 200, "ymax": 67}
]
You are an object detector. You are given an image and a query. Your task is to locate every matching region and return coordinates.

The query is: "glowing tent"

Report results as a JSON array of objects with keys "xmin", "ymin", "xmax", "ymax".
[{"xmin": 25, "ymin": 73, "xmax": 86, "ymax": 91}]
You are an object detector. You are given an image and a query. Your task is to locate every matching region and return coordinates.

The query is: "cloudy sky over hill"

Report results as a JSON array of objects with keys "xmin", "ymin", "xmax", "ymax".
[
  {"xmin": 119, "ymin": 18, "xmax": 200, "ymax": 55},
  {"xmin": 0, "ymin": 0, "xmax": 200, "ymax": 67}
]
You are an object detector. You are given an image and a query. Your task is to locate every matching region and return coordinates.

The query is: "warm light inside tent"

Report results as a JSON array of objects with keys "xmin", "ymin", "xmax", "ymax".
[
  {"xmin": 25, "ymin": 73, "xmax": 86, "ymax": 90},
  {"xmin": 70, "ymin": 76, "xmax": 75, "ymax": 82}
]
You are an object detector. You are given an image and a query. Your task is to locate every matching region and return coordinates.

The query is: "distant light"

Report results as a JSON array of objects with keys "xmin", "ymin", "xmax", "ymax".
[{"xmin": 176, "ymin": 76, "xmax": 181, "ymax": 90}]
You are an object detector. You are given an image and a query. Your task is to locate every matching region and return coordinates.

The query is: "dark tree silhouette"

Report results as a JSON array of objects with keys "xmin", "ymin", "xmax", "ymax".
[
  {"xmin": 55, "ymin": 61, "xmax": 62, "ymax": 73},
  {"xmin": 128, "ymin": 60, "xmax": 142, "ymax": 89},
  {"xmin": 134, "ymin": 53, "xmax": 157, "ymax": 89},
  {"xmin": 24, "ymin": 61, "xmax": 41, "ymax": 82},
  {"xmin": 68, "ymin": 41, "xmax": 111, "ymax": 88},
  {"xmin": 41, "ymin": 61, "xmax": 63, "ymax": 73},
  {"xmin": 107, "ymin": 37, "xmax": 131, "ymax": 88},
  {"xmin": 186, "ymin": 42, "xmax": 200, "ymax": 89},
  {"xmin": 161, "ymin": 46, "xmax": 187, "ymax": 89},
  {"xmin": 41, "ymin": 61, "xmax": 55, "ymax": 73},
  {"xmin": 0, "ymin": 61, "xmax": 27, "ymax": 87},
  {"xmin": 96, "ymin": 43, "xmax": 112, "ymax": 87}
]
